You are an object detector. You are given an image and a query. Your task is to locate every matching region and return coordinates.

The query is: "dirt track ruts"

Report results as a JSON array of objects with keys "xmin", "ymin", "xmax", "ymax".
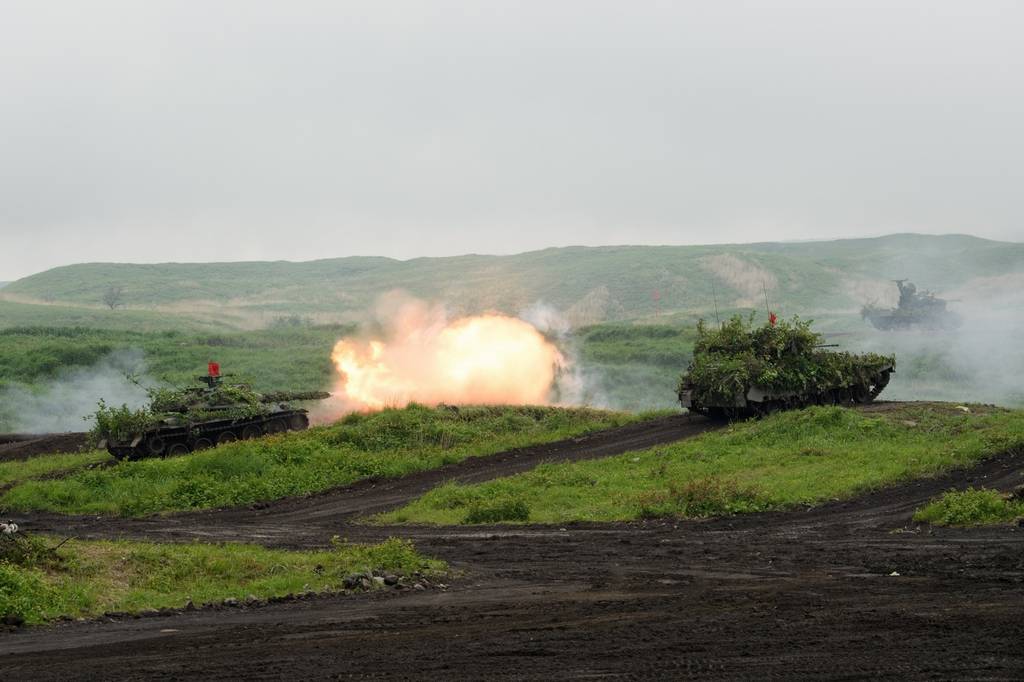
[
  {"xmin": 3, "ymin": 408, "xmax": 1024, "ymax": 680},
  {"xmin": 14, "ymin": 414, "xmax": 716, "ymax": 545},
  {"xmin": 0, "ymin": 432, "xmax": 87, "ymax": 462}
]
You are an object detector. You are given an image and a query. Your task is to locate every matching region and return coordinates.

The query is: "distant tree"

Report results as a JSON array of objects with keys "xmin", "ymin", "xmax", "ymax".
[{"xmin": 102, "ymin": 284, "xmax": 124, "ymax": 310}]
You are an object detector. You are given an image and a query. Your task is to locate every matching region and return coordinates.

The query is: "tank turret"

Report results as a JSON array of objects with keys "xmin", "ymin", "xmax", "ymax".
[
  {"xmin": 93, "ymin": 364, "xmax": 331, "ymax": 460},
  {"xmin": 678, "ymin": 315, "xmax": 894, "ymax": 419},
  {"xmin": 862, "ymin": 280, "xmax": 961, "ymax": 331}
]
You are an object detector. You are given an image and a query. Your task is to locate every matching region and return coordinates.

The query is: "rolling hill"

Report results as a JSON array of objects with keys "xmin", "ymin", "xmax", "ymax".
[{"xmin": 3, "ymin": 234, "xmax": 1022, "ymax": 329}]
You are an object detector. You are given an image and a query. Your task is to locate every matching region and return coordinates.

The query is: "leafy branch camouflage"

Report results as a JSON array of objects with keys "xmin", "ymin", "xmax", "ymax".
[{"xmin": 680, "ymin": 315, "xmax": 895, "ymax": 416}]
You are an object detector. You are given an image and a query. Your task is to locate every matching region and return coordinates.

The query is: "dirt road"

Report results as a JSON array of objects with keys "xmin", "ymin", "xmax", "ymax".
[
  {"xmin": 0, "ymin": 432, "xmax": 87, "ymax": 462},
  {"xmin": 3, "ymin": 412, "xmax": 1024, "ymax": 680}
]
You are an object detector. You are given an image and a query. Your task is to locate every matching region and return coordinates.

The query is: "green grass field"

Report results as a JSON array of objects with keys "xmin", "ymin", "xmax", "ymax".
[
  {"xmin": 0, "ymin": 299, "xmax": 232, "ymax": 332},
  {"xmin": 379, "ymin": 405, "xmax": 1024, "ymax": 525},
  {"xmin": 0, "ymin": 405, "xmax": 644, "ymax": 516},
  {"xmin": 0, "ymin": 450, "xmax": 111, "ymax": 488},
  {"xmin": 0, "ymin": 535, "xmax": 442, "ymax": 624},
  {"xmin": 0, "ymin": 324, "xmax": 350, "ymax": 390}
]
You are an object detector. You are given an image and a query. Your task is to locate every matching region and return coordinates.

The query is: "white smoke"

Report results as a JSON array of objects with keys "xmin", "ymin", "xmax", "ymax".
[
  {"xmin": 0, "ymin": 349, "xmax": 155, "ymax": 433},
  {"xmin": 848, "ymin": 276, "xmax": 1024, "ymax": 407},
  {"xmin": 518, "ymin": 301, "xmax": 616, "ymax": 408}
]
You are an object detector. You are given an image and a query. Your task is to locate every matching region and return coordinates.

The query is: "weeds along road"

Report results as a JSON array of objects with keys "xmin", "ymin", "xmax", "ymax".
[
  {"xmin": 13, "ymin": 414, "xmax": 717, "ymax": 545},
  {"xmin": 4, "ymin": 413, "xmax": 1024, "ymax": 679}
]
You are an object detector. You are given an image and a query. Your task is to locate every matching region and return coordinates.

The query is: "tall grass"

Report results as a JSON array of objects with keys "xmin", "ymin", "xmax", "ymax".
[
  {"xmin": 380, "ymin": 405, "xmax": 1024, "ymax": 525},
  {"xmin": 0, "ymin": 536, "xmax": 442, "ymax": 624},
  {"xmin": 913, "ymin": 488, "xmax": 1024, "ymax": 526},
  {"xmin": 1, "ymin": 405, "xmax": 640, "ymax": 516}
]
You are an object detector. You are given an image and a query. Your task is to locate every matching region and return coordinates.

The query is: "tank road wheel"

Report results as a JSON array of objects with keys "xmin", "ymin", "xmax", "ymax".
[
  {"xmin": 266, "ymin": 419, "xmax": 287, "ymax": 434},
  {"xmin": 242, "ymin": 424, "xmax": 263, "ymax": 440},
  {"xmin": 288, "ymin": 413, "xmax": 309, "ymax": 431},
  {"xmin": 167, "ymin": 443, "xmax": 190, "ymax": 457},
  {"xmin": 192, "ymin": 438, "xmax": 214, "ymax": 451},
  {"xmin": 146, "ymin": 436, "xmax": 166, "ymax": 456},
  {"xmin": 217, "ymin": 431, "xmax": 238, "ymax": 445}
]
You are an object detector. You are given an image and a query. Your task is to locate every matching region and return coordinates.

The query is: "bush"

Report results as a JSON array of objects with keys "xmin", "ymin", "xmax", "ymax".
[
  {"xmin": 635, "ymin": 476, "xmax": 770, "ymax": 519},
  {"xmin": 913, "ymin": 487, "xmax": 1024, "ymax": 526},
  {"xmin": 0, "ymin": 563, "xmax": 53, "ymax": 624},
  {"xmin": 463, "ymin": 498, "xmax": 531, "ymax": 524},
  {"xmin": 0, "ymin": 532, "xmax": 61, "ymax": 569}
]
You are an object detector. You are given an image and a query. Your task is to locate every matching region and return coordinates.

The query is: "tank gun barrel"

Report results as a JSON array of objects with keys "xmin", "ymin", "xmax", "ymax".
[{"xmin": 259, "ymin": 390, "xmax": 332, "ymax": 403}]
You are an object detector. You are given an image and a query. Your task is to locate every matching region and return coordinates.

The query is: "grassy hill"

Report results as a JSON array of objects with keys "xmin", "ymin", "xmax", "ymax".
[
  {"xmin": 2, "ymin": 234, "xmax": 1021, "ymax": 428},
  {"xmin": 6, "ymin": 234, "xmax": 1022, "ymax": 327}
]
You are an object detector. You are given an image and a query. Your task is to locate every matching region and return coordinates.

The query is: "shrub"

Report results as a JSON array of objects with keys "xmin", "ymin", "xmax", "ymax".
[
  {"xmin": 0, "ymin": 563, "xmax": 53, "ymax": 624},
  {"xmin": 463, "ymin": 498, "xmax": 531, "ymax": 524},
  {"xmin": 913, "ymin": 487, "xmax": 1024, "ymax": 526},
  {"xmin": 0, "ymin": 532, "xmax": 62, "ymax": 569},
  {"xmin": 635, "ymin": 476, "xmax": 770, "ymax": 519}
]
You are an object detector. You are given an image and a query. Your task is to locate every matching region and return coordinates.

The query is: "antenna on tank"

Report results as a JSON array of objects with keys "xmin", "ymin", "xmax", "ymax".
[{"xmin": 711, "ymin": 280, "xmax": 722, "ymax": 327}]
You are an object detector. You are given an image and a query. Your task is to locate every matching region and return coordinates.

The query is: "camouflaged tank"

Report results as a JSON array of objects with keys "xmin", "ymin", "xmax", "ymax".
[
  {"xmin": 861, "ymin": 280, "xmax": 961, "ymax": 331},
  {"xmin": 678, "ymin": 316, "xmax": 894, "ymax": 419},
  {"xmin": 93, "ymin": 367, "xmax": 330, "ymax": 460}
]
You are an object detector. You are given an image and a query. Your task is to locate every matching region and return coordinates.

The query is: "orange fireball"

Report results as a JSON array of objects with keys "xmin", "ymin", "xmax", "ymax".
[{"xmin": 331, "ymin": 310, "xmax": 564, "ymax": 410}]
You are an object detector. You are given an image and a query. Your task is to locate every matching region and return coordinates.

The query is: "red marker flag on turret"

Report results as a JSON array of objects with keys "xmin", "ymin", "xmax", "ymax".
[
  {"xmin": 208, "ymin": 361, "xmax": 220, "ymax": 377},
  {"xmin": 769, "ymin": 312, "xmax": 777, "ymax": 327}
]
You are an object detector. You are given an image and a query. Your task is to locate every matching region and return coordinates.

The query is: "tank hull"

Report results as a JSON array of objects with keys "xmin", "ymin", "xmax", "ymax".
[
  {"xmin": 102, "ymin": 409, "xmax": 311, "ymax": 461},
  {"xmin": 680, "ymin": 364, "xmax": 893, "ymax": 419}
]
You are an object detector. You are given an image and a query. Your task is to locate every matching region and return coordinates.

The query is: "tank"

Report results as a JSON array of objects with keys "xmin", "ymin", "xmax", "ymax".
[
  {"xmin": 862, "ymin": 280, "xmax": 961, "ymax": 331},
  {"xmin": 678, "ymin": 316, "xmax": 895, "ymax": 419},
  {"xmin": 94, "ymin": 365, "xmax": 331, "ymax": 460}
]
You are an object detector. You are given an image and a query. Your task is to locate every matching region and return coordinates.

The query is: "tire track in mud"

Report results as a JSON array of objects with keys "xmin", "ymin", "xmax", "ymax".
[
  {"xmin": 5, "ymin": 471, "xmax": 1024, "ymax": 680},
  {"xmin": 4, "ymin": 407, "xmax": 1024, "ymax": 679}
]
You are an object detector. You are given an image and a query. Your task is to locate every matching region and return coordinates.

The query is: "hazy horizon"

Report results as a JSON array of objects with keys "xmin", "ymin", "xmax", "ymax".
[
  {"xmin": 4, "ymin": 2, "xmax": 1023, "ymax": 280},
  {"xmin": 6, "ymin": 231, "xmax": 1019, "ymax": 283}
]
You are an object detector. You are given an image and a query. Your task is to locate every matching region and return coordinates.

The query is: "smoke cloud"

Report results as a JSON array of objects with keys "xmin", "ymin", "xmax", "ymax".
[
  {"xmin": 855, "ymin": 290, "xmax": 1024, "ymax": 407},
  {"xmin": 0, "ymin": 349, "xmax": 154, "ymax": 433}
]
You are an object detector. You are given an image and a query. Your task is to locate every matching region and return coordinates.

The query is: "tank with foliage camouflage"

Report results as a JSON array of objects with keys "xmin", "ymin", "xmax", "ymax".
[
  {"xmin": 678, "ymin": 315, "xmax": 895, "ymax": 418},
  {"xmin": 92, "ymin": 367, "xmax": 330, "ymax": 460},
  {"xmin": 861, "ymin": 280, "xmax": 961, "ymax": 331}
]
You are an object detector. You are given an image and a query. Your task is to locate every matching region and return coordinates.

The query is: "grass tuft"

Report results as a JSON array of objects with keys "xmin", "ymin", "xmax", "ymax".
[
  {"xmin": 463, "ymin": 498, "xmax": 531, "ymax": 524},
  {"xmin": 0, "ymin": 536, "xmax": 443, "ymax": 625},
  {"xmin": 913, "ymin": 487, "xmax": 1024, "ymax": 527}
]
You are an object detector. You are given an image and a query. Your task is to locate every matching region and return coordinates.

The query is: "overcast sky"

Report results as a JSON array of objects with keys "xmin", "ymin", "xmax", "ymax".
[{"xmin": 1, "ymin": 1, "xmax": 1022, "ymax": 280}]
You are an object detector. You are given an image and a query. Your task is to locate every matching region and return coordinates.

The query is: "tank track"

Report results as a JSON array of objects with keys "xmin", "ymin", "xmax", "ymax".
[{"xmin": 107, "ymin": 410, "xmax": 310, "ymax": 461}]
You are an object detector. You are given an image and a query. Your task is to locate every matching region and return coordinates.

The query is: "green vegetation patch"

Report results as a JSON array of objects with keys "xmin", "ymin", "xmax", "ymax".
[
  {"xmin": 380, "ymin": 404, "xmax": 1024, "ymax": 525},
  {"xmin": 0, "ymin": 534, "xmax": 442, "ymax": 625},
  {"xmin": 0, "ymin": 450, "xmax": 111, "ymax": 488},
  {"xmin": 913, "ymin": 487, "xmax": 1024, "ymax": 527},
  {"xmin": 0, "ymin": 324, "xmax": 350, "ymax": 390},
  {"xmin": 1, "ymin": 405, "xmax": 640, "ymax": 517},
  {"xmin": 576, "ymin": 323, "xmax": 696, "ymax": 367}
]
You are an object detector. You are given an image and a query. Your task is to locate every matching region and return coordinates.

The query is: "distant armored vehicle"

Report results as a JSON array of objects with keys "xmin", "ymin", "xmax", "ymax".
[
  {"xmin": 94, "ymin": 363, "xmax": 330, "ymax": 460},
  {"xmin": 862, "ymin": 280, "xmax": 961, "ymax": 331},
  {"xmin": 678, "ymin": 316, "xmax": 894, "ymax": 419}
]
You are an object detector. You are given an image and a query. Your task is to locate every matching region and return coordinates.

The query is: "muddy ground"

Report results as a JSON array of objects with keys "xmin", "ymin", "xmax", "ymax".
[
  {"xmin": 0, "ymin": 432, "xmax": 87, "ymax": 462},
  {"xmin": 2, "ymin": 407, "xmax": 1024, "ymax": 680}
]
